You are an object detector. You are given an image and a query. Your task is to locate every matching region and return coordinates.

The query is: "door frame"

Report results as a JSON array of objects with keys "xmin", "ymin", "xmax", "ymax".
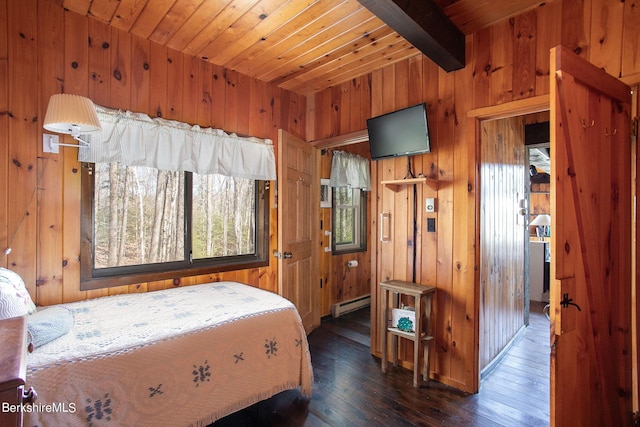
[
  {"xmin": 618, "ymin": 75, "xmax": 640, "ymax": 418},
  {"xmin": 634, "ymin": 83, "xmax": 640, "ymax": 417},
  {"xmin": 468, "ymin": 95, "xmax": 550, "ymax": 393}
]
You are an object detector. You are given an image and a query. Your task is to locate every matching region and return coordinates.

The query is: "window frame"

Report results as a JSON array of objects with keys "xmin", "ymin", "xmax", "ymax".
[
  {"xmin": 331, "ymin": 186, "xmax": 367, "ymax": 255},
  {"xmin": 79, "ymin": 163, "xmax": 270, "ymax": 290}
]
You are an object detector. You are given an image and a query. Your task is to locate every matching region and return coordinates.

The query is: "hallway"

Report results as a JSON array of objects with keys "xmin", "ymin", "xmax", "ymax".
[{"xmin": 478, "ymin": 301, "xmax": 550, "ymax": 425}]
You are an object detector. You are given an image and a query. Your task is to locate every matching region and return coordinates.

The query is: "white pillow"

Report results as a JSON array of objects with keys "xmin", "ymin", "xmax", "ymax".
[{"xmin": 0, "ymin": 267, "xmax": 37, "ymax": 319}]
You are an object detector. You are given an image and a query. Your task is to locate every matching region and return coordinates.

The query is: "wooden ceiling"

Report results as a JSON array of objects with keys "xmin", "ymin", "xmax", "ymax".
[{"xmin": 59, "ymin": 0, "xmax": 555, "ymax": 94}]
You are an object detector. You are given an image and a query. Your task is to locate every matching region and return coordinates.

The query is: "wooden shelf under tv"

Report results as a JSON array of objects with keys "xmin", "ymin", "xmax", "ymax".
[{"xmin": 381, "ymin": 177, "xmax": 439, "ymax": 191}]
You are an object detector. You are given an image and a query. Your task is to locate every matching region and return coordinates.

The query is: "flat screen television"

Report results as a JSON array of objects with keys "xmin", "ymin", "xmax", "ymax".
[{"xmin": 366, "ymin": 103, "xmax": 430, "ymax": 161}]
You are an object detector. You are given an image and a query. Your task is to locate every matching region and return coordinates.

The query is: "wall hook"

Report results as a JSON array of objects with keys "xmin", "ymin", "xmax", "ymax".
[
  {"xmin": 581, "ymin": 119, "xmax": 595, "ymax": 128},
  {"xmin": 560, "ymin": 293, "xmax": 581, "ymax": 311}
]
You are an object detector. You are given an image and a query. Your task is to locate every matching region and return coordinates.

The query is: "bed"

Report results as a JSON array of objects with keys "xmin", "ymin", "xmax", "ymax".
[{"xmin": 23, "ymin": 281, "xmax": 313, "ymax": 427}]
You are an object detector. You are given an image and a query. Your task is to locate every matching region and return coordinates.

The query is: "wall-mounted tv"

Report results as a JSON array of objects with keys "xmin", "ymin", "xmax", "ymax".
[{"xmin": 366, "ymin": 103, "xmax": 431, "ymax": 161}]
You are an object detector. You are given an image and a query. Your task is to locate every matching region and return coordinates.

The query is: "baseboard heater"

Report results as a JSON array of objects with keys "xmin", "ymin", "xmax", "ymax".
[{"xmin": 331, "ymin": 294, "xmax": 371, "ymax": 318}]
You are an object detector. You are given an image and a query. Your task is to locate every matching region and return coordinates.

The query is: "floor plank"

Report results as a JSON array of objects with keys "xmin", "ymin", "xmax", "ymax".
[{"xmin": 211, "ymin": 304, "xmax": 550, "ymax": 426}]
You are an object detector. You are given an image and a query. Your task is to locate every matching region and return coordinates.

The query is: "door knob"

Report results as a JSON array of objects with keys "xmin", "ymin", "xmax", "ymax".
[{"xmin": 283, "ymin": 251, "xmax": 293, "ymax": 259}]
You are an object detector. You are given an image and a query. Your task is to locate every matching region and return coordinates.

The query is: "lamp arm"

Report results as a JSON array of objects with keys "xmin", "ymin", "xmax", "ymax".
[
  {"xmin": 72, "ymin": 135, "xmax": 90, "ymax": 146},
  {"xmin": 47, "ymin": 135, "xmax": 89, "ymax": 149},
  {"xmin": 43, "ymin": 134, "xmax": 90, "ymax": 152},
  {"xmin": 54, "ymin": 142, "xmax": 88, "ymax": 148}
]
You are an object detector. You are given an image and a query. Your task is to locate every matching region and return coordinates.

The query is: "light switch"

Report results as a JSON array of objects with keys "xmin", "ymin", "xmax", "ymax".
[{"xmin": 425, "ymin": 197, "xmax": 435, "ymax": 213}]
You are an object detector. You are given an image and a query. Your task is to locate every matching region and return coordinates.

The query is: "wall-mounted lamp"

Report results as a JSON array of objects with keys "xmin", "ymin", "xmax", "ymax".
[
  {"xmin": 42, "ymin": 94, "xmax": 102, "ymax": 153},
  {"xmin": 530, "ymin": 214, "xmax": 551, "ymax": 240}
]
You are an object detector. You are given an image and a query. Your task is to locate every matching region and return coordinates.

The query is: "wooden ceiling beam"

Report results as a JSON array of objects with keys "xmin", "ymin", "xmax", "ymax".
[{"xmin": 357, "ymin": 0, "xmax": 465, "ymax": 72}]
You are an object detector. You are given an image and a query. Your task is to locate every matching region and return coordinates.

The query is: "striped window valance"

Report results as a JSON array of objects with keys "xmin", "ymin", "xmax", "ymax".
[{"xmin": 78, "ymin": 105, "xmax": 276, "ymax": 181}]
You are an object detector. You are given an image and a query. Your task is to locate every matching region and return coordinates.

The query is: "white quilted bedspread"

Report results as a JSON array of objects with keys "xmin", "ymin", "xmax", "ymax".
[{"xmin": 25, "ymin": 282, "xmax": 313, "ymax": 427}]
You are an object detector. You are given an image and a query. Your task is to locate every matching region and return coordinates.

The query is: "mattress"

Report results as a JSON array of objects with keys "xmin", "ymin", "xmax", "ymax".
[{"xmin": 25, "ymin": 282, "xmax": 313, "ymax": 427}]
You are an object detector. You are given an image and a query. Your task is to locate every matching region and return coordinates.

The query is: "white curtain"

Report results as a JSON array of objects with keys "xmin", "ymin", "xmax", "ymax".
[
  {"xmin": 78, "ymin": 105, "xmax": 276, "ymax": 180},
  {"xmin": 329, "ymin": 150, "xmax": 371, "ymax": 190}
]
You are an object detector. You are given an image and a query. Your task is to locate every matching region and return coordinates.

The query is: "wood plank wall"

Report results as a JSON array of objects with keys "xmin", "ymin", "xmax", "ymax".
[
  {"xmin": 479, "ymin": 117, "xmax": 526, "ymax": 373},
  {"xmin": 0, "ymin": 0, "xmax": 306, "ymax": 306},
  {"xmin": 0, "ymin": 0, "xmax": 9, "ymax": 287},
  {"xmin": 309, "ymin": 0, "xmax": 640, "ymax": 392}
]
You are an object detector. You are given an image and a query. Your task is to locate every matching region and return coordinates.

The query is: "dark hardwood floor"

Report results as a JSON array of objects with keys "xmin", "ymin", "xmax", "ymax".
[{"xmin": 211, "ymin": 303, "xmax": 550, "ymax": 426}]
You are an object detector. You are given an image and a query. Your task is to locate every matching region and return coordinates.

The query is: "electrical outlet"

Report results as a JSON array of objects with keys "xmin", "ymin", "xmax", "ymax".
[{"xmin": 427, "ymin": 218, "xmax": 436, "ymax": 232}]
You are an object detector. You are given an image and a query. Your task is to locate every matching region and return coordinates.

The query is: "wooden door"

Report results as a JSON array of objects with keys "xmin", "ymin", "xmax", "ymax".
[
  {"xmin": 550, "ymin": 46, "xmax": 632, "ymax": 426},
  {"xmin": 277, "ymin": 129, "xmax": 320, "ymax": 334},
  {"xmin": 479, "ymin": 117, "xmax": 527, "ymax": 373}
]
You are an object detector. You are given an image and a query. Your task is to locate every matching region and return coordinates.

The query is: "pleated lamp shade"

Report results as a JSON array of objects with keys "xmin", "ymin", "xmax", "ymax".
[{"xmin": 43, "ymin": 94, "xmax": 102, "ymax": 135}]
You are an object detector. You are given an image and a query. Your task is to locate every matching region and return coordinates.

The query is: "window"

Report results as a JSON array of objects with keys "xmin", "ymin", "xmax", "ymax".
[
  {"xmin": 332, "ymin": 187, "xmax": 367, "ymax": 254},
  {"xmin": 81, "ymin": 163, "xmax": 269, "ymax": 290}
]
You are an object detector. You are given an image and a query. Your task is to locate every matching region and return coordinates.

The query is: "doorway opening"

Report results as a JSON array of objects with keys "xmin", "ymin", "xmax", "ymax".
[
  {"xmin": 476, "ymin": 108, "xmax": 551, "ymax": 425},
  {"xmin": 526, "ymin": 121, "xmax": 551, "ymax": 317}
]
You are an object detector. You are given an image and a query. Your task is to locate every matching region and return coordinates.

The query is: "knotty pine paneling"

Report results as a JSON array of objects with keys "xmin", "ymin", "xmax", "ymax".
[
  {"xmin": 182, "ymin": 54, "xmax": 200, "ymax": 129},
  {"xmin": 196, "ymin": 60, "xmax": 212, "ymax": 128},
  {"xmin": 1, "ymin": 0, "xmax": 305, "ymax": 306},
  {"xmin": 513, "ymin": 10, "xmax": 537, "ymax": 101},
  {"xmin": 449, "ymin": 35, "xmax": 475, "ymax": 386},
  {"xmin": 36, "ymin": 0, "xmax": 65, "ymax": 305},
  {"xmin": 589, "ymin": 0, "xmax": 624, "ymax": 78},
  {"xmin": 165, "ymin": 47, "xmax": 184, "ymax": 122},
  {"xmin": 84, "ymin": 18, "xmax": 113, "ymax": 303},
  {"xmin": 148, "ymin": 41, "xmax": 167, "ymax": 120},
  {"xmin": 622, "ymin": 0, "xmax": 640, "ymax": 77},
  {"xmin": 130, "ymin": 35, "xmax": 150, "ymax": 117},
  {"xmin": 489, "ymin": 19, "xmax": 514, "ymax": 106},
  {"xmin": 433, "ymin": 66, "xmax": 456, "ymax": 384},
  {"xmin": 0, "ymin": 0, "xmax": 7, "ymax": 270},
  {"xmin": 535, "ymin": 2, "xmax": 562, "ymax": 96},
  {"xmin": 7, "ymin": 0, "xmax": 38, "ymax": 299},
  {"xmin": 309, "ymin": 0, "xmax": 640, "ymax": 393},
  {"xmin": 88, "ymin": 18, "xmax": 111, "ymax": 108},
  {"xmin": 110, "ymin": 27, "xmax": 132, "ymax": 111},
  {"xmin": 561, "ymin": 0, "xmax": 590, "ymax": 58}
]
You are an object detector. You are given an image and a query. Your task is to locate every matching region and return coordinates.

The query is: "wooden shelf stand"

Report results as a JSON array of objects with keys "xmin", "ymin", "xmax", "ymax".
[{"xmin": 380, "ymin": 280, "xmax": 436, "ymax": 388}]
